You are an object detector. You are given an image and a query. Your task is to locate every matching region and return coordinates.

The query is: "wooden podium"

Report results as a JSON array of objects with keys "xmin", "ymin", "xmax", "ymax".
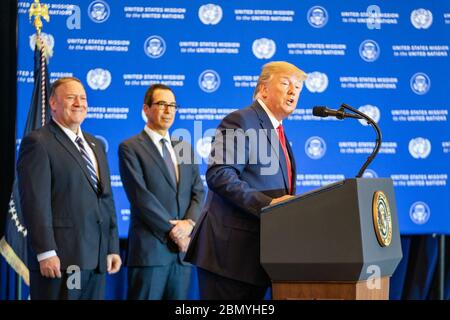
[{"xmin": 260, "ymin": 178, "xmax": 402, "ymax": 300}]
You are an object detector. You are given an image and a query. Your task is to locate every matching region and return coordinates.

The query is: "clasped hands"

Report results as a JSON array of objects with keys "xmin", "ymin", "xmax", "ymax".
[{"xmin": 169, "ymin": 219, "xmax": 194, "ymax": 253}]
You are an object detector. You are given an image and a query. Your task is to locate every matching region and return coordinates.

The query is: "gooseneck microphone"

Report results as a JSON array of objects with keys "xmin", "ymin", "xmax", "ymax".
[
  {"xmin": 312, "ymin": 106, "xmax": 363, "ymax": 120},
  {"xmin": 312, "ymin": 103, "xmax": 382, "ymax": 178}
]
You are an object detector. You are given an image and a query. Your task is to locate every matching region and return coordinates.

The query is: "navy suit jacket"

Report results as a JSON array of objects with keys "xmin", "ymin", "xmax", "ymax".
[
  {"xmin": 17, "ymin": 119, "xmax": 120, "ymax": 273},
  {"xmin": 118, "ymin": 131, "xmax": 205, "ymax": 267},
  {"xmin": 185, "ymin": 101, "xmax": 296, "ymax": 286}
]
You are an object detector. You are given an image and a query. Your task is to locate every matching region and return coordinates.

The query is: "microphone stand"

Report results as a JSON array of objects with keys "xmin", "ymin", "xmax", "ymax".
[{"xmin": 340, "ymin": 103, "xmax": 382, "ymax": 178}]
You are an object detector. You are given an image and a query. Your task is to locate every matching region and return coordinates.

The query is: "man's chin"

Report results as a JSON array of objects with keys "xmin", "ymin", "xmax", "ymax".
[{"xmin": 68, "ymin": 118, "xmax": 86, "ymax": 127}]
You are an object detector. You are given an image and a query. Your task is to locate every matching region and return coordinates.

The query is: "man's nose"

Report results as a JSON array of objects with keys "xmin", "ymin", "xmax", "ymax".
[
  {"xmin": 287, "ymin": 84, "xmax": 295, "ymax": 94},
  {"xmin": 74, "ymin": 96, "xmax": 83, "ymax": 105}
]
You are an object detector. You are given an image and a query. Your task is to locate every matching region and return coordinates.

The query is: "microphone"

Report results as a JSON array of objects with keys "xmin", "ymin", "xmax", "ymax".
[
  {"xmin": 312, "ymin": 103, "xmax": 383, "ymax": 178},
  {"xmin": 312, "ymin": 106, "xmax": 363, "ymax": 120}
]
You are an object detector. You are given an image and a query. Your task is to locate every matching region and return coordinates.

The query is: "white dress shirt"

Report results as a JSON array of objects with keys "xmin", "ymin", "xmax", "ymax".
[
  {"xmin": 53, "ymin": 119, "xmax": 100, "ymax": 177},
  {"xmin": 257, "ymin": 98, "xmax": 281, "ymax": 136}
]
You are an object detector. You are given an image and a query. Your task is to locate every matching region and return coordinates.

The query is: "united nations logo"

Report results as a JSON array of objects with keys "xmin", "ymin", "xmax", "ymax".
[
  {"xmin": 198, "ymin": 70, "xmax": 220, "ymax": 93},
  {"xmin": 144, "ymin": 35, "xmax": 166, "ymax": 59},
  {"xmin": 88, "ymin": 0, "xmax": 110, "ymax": 23},
  {"xmin": 359, "ymin": 40, "xmax": 380, "ymax": 62},
  {"xmin": 358, "ymin": 104, "xmax": 380, "ymax": 126},
  {"xmin": 305, "ymin": 72, "xmax": 328, "ymax": 93},
  {"xmin": 196, "ymin": 136, "xmax": 213, "ymax": 159},
  {"xmin": 198, "ymin": 4, "xmax": 223, "ymax": 25},
  {"xmin": 362, "ymin": 169, "xmax": 378, "ymax": 178},
  {"xmin": 86, "ymin": 68, "xmax": 112, "ymax": 90},
  {"xmin": 95, "ymin": 135, "xmax": 109, "ymax": 153},
  {"xmin": 408, "ymin": 137, "xmax": 431, "ymax": 159},
  {"xmin": 409, "ymin": 201, "xmax": 431, "ymax": 225},
  {"xmin": 305, "ymin": 136, "xmax": 326, "ymax": 159},
  {"xmin": 372, "ymin": 191, "xmax": 392, "ymax": 247},
  {"xmin": 252, "ymin": 38, "xmax": 276, "ymax": 59},
  {"xmin": 29, "ymin": 32, "xmax": 54, "ymax": 52},
  {"xmin": 307, "ymin": 6, "xmax": 328, "ymax": 28},
  {"xmin": 410, "ymin": 8, "xmax": 433, "ymax": 29},
  {"xmin": 410, "ymin": 73, "xmax": 430, "ymax": 95}
]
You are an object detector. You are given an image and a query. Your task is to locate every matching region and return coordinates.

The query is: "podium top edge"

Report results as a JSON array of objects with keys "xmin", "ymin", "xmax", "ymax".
[{"xmin": 260, "ymin": 177, "xmax": 393, "ymax": 215}]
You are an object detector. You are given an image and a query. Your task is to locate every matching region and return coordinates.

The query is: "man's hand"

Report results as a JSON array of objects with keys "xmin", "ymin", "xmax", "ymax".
[
  {"xmin": 270, "ymin": 195, "xmax": 294, "ymax": 205},
  {"xmin": 175, "ymin": 236, "xmax": 191, "ymax": 253},
  {"xmin": 39, "ymin": 256, "xmax": 62, "ymax": 278},
  {"xmin": 107, "ymin": 254, "xmax": 122, "ymax": 274},
  {"xmin": 169, "ymin": 219, "xmax": 194, "ymax": 241}
]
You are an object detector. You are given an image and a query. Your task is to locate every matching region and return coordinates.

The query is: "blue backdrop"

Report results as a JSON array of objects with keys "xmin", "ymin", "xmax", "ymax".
[{"xmin": 16, "ymin": 0, "xmax": 450, "ymax": 240}]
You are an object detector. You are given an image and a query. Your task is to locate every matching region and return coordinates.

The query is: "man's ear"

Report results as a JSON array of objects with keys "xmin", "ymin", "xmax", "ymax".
[
  {"xmin": 260, "ymin": 83, "xmax": 269, "ymax": 99},
  {"xmin": 143, "ymin": 104, "xmax": 150, "ymax": 121},
  {"xmin": 49, "ymin": 96, "xmax": 56, "ymax": 112}
]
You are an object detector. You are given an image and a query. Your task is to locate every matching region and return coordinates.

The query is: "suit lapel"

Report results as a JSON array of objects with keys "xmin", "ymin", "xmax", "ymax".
[
  {"xmin": 137, "ymin": 131, "xmax": 177, "ymax": 192},
  {"xmin": 172, "ymin": 140, "xmax": 189, "ymax": 193},
  {"xmin": 49, "ymin": 121, "xmax": 99, "ymax": 194},
  {"xmin": 171, "ymin": 140, "xmax": 195, "ymax": 190},
  {"xmin": 252, "ymin": 101, "xmax": 290, "ymax": 193}
]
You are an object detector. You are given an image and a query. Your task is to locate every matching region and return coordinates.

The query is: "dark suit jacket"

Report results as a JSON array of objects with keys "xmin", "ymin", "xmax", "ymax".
[
  {"xmin": 185, "ymin": 101, "xmax": 296, "ymax": 286},
  {"xmin": 118, "ymin": 131, "xmax": 205, "ymax": 267},
  {"xmin": 17, "ymin": 119, "xmax": 120, "ymax": 273}
]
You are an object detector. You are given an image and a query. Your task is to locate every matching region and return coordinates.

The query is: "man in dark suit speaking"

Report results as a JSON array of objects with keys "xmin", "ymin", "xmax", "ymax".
[
  {"xmin": 17, "ymin": 77, "xmax": 122, "ymax": 299},
  {"xmin": 119, "ymin": 84, "xmax": 205, "ymax": 299},
  {"xmin": 185, "ymin": 61, "xmax": 307, "ymax": 299}
]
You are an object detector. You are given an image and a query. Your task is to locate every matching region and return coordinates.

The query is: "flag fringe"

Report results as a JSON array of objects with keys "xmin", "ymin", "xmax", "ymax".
[{"xmin": 0, "ymin": 236, "xmax": 30, "ymax": 286}]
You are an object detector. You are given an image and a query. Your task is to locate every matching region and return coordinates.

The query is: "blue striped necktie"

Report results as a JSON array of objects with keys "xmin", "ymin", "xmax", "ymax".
[
  {"xmin": 160, "ymin": 138, "xmax": 177, "ymax": 185},
  {"xmin": 75, "ymin": 136, "xmax": 99, "ymax": 192}
]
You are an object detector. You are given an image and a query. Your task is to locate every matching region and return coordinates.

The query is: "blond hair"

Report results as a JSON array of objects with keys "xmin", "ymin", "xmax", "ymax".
[{"xmin": 253, "ymin": 61, "xmax": 307, "ymax": 100}]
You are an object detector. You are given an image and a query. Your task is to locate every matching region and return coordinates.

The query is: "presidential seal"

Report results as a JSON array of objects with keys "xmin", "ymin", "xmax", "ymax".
[{"xmin": 372, "ymin": 191, "xmax": 392, "ymax": 247}]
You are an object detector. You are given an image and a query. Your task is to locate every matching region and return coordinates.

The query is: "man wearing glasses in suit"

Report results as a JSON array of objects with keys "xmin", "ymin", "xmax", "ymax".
[{"xmin": 119, "ymin": 84, "xmax": 205, "ymax": 299}]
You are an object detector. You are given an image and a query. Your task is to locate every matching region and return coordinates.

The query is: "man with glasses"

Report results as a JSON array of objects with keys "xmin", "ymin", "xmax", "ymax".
[{"xmin": 118, "ymin": 84, "xmax": 205, "ymax": 299}]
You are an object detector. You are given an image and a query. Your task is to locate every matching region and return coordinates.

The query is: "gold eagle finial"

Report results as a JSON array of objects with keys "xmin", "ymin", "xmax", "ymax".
[{"xmin": 29, "ymin": 0, "xmax": 50, "ymax": 35}]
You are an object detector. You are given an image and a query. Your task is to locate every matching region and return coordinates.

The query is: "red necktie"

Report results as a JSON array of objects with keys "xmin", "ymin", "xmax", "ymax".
[{"xmin": 276, "ymin": 124, "xmax": 292, "ymax": 194}]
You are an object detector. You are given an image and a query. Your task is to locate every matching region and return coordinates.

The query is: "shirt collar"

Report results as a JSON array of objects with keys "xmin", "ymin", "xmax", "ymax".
[
  {"xmin": 52, "ymin": 118, "xmax": 85, "ymax": 142},
  {"xmin": 144, "ymin": 125, "xmax": 171, "ymax": 144},
  {"xmin": 257, "ymin": 98, "xmax": 281, "ymax": 129}
]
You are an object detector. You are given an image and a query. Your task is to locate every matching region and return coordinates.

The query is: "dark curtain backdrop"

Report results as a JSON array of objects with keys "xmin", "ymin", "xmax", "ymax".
[
  {"xmin": 0, "ymin": 0, "xmax": 18, "ymax": 301},
  {"xmin": 0, "ymin": 0, "xmax": 448, "ymax": 300}
]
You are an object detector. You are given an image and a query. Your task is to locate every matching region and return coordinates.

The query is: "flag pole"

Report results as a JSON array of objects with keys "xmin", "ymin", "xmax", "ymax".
[
  {"xmin": 0, "ymin": 0, "xmax": 51, "ymax": 300},
  {"xmin": 16, "ymin": 0, "xmax": 50, "ymax": 300},
  {"xmin": 438, "ymin": 235, "xmax": 445, "ymax": 300},
  {"xmin": 16, "ymin": 273, "xmax": 22, "ymax": 300}
]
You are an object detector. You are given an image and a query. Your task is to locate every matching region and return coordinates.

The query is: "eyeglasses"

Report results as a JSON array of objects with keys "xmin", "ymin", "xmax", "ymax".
[{"xmin": 151, "ymin": 101, "xmax": 179, "ymax": 111}]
